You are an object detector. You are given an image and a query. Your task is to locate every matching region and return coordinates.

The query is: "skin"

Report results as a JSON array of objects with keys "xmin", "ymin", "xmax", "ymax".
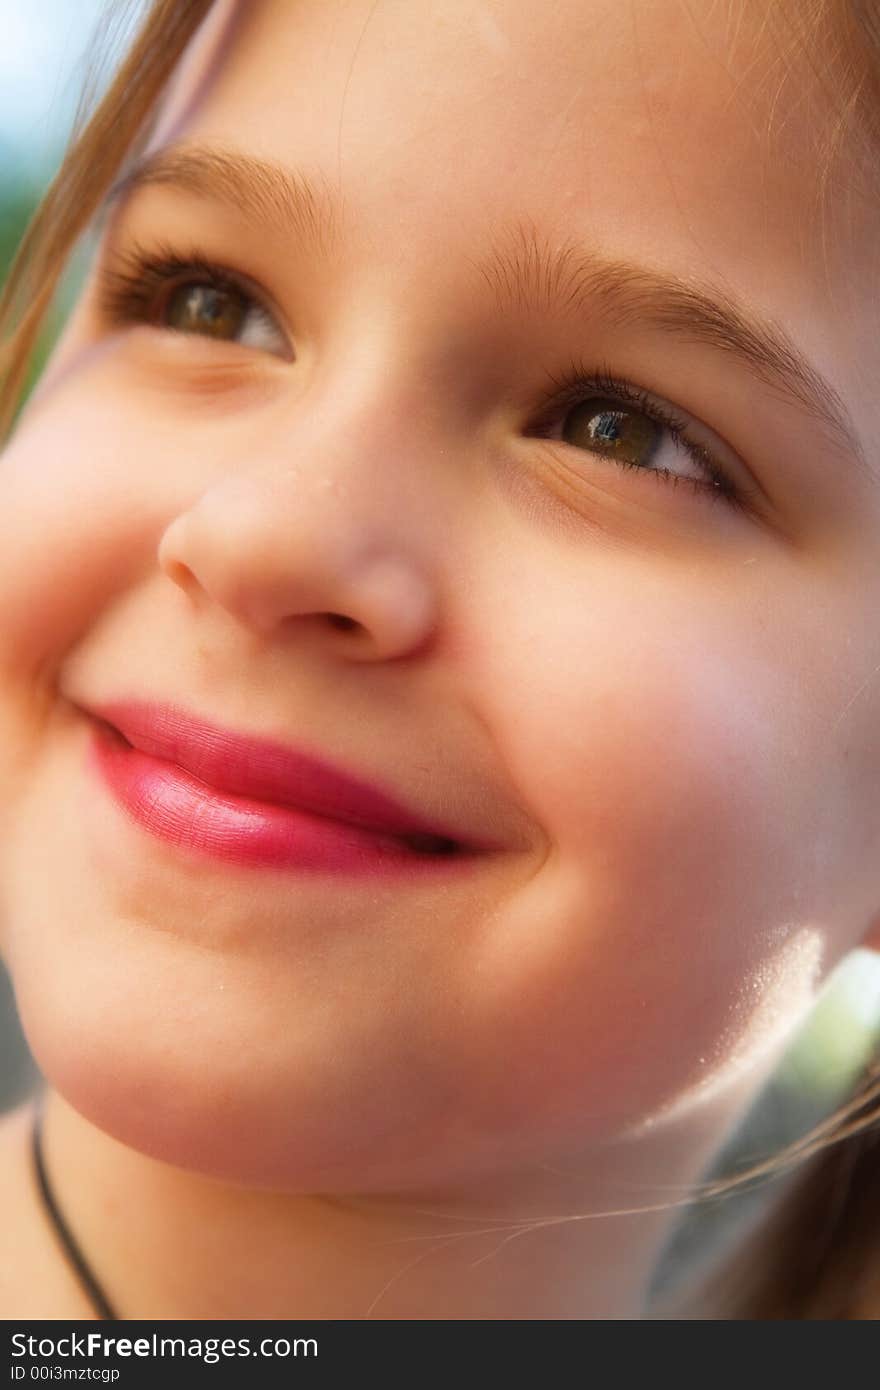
[{"xmin": 0, "ymin": 0, "xmax": 879, "ymax": 1319}]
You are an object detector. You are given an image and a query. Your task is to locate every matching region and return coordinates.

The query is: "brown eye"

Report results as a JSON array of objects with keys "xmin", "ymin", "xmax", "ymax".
[
  {"xmin": 97, "ymin": 248, "xmax": 292, "ymax": 357},
  {"xmin": 563, "ymin": 398, "xmax": 661, "ymax": 469},
  {"xmin": 531, "ymin": 366, "xmax": 745, "ymax": 508},
  {"xmin": 164, "ymin": 282, "xmax": 248, "ymax": 340}
]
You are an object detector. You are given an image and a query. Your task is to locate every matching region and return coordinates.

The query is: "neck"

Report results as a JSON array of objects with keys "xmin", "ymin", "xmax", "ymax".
[{"xmin": 34, "ymin": 1086, "xmax": 746, "ymax": 1320}]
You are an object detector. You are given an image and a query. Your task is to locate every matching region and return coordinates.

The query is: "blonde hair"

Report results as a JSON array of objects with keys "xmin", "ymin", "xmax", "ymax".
[
  {"xmin": 0, "ymin": 0, "xmax": 215, "ymax": 437},
  {"xmin": 1, "ymin": 0, "xmax": 879, "ymax": 1318}
]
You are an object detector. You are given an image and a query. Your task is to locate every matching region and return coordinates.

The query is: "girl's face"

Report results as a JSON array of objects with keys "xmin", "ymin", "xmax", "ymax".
[{"xmin": 1, "ymin": 0, "xmax": 878, "ymax": 1192}]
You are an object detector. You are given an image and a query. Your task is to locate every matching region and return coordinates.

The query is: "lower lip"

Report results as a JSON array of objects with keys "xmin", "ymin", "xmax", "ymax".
[{"xmin": 86, "ymin": 721, "xmax": 471, "ymax": 875}]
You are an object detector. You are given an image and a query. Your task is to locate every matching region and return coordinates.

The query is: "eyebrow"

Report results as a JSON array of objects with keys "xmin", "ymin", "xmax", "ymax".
[
  {"xmin": 105, "ymin": 142, "xmax": 345, "ymax": 257},
  {"xmin": 104, "ymin": 142, "xmax": 868, "ymax": 475}
]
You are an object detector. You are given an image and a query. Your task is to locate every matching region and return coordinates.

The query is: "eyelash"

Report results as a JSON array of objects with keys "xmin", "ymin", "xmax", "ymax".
[
  {"xmin": 97, "ymin": 240, "xmax": 285, "ymax": 352},
  {"xmin": 97, "ymin": 243, "xmax": 747, "ymax": 512},
  {"xmin": 531, "ymin": 359, "xmax": 744, "ymax": 511}
]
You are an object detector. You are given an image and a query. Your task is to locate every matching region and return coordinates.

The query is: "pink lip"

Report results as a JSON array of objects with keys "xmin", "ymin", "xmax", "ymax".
[{"xmin": 81, "ymin": 699, "xmax": 495, "ymax": 873}]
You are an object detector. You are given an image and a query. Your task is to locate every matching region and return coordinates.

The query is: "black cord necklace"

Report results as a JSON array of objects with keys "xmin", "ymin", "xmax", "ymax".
[{"xmin": 30, "ymin": 1099, "xmax": 120, "ymax": 1321}]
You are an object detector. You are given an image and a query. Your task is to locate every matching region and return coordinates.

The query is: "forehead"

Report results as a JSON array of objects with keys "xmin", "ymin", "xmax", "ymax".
[{"xmin": 149, "ymin": 0, "xmax": 868, "ymax": 356}]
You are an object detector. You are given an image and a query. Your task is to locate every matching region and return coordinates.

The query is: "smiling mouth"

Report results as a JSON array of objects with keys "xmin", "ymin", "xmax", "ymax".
[{"xmin": 98, "ymin": 717, "xmax": 463, "ymax": 859}]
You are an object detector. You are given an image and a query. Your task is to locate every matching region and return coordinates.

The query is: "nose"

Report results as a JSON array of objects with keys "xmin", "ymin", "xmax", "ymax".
[{"xmin": 156, "ymin": 406, "xmax": 444, "ymax": 661}]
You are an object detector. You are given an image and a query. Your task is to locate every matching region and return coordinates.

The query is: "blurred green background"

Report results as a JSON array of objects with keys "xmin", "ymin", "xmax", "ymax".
[{"xmin": 1, "ymin": 174, "xmax": 71, "ymax": 414}]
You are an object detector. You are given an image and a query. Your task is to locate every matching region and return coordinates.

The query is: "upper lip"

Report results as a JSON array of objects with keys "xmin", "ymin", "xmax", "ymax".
[{"xmin": 83, "ymin": 698, "xmax": 497, "ymax": 852}]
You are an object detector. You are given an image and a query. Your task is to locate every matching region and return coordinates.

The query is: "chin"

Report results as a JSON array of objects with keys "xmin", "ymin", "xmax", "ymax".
[{"xmin": 15, "ymin": 998, "xmax": 430, "ymax": 1193}]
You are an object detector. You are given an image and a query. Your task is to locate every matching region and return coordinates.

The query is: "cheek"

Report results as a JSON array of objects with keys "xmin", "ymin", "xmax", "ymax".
[
  {"xmin": 0, "ymin": 382, "xmax": 162, "ymax": 682},
  {"xmin": 454, "ymin": 575, "xmax": 826, "ymax": 1142},
  {"xmin": 0, "ymin": 372, "xmax": 173, "ymax": 875}
]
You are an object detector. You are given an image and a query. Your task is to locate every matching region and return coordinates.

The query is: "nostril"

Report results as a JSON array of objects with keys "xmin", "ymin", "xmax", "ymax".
[
  {"xmin": 327, "ymin": 613, "xmax": 358, "ymax": 631},
  {"xmin": 166, "ymin": 561, "xmax": 198, "ymax": 593}
]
